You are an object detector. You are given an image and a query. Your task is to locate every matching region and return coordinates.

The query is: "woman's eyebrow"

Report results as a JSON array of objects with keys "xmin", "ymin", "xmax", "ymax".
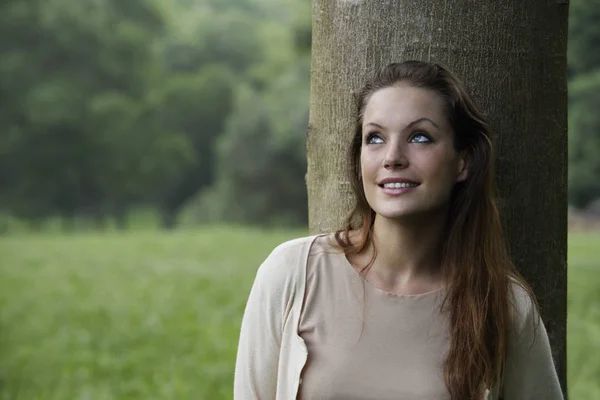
[
  {"xmin": 364, "ymin": 122, "xmax": 384, "ymax": 130},
  {"xmin": 364, "ymin": 118, "xmax": 439, "ymax": 130},
  {"xmin": 406, "ymin": 118, "xmax": 439, "ymax": 129}
]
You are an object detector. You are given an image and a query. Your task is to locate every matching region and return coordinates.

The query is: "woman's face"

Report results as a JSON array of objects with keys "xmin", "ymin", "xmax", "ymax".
[{"xmin": 360, "ymin": 84, "xmax": 468, "ymax": 221}]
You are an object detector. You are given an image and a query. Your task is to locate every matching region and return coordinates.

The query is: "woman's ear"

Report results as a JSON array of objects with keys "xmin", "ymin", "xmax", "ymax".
[{"xmin": 456, "ymin": 151, "xmax": 468, "ymax": 182}]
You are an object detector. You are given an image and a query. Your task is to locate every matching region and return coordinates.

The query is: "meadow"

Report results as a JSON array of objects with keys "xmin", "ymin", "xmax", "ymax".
[{"xmin": 0, "ymin": 227, "xmax": 598, "ymax": 399}]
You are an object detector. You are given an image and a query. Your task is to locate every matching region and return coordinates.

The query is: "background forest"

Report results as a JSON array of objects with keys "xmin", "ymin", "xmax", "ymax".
[
  {"xmin": 0, "ymin": 0, "xmax": 597, "ymax": 232},
  {"xmin": 0, "ymin": 0, "xmax": 312, "ymax": 231},
  {"xmin": 0, "ymin": 0, "xmax": 599, "ymax": 399}
]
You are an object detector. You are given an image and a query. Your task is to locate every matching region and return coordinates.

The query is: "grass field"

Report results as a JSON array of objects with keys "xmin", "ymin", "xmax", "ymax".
[{"xmin": 0, "ymin": 227, "xmax": 598, "ymax": 399}]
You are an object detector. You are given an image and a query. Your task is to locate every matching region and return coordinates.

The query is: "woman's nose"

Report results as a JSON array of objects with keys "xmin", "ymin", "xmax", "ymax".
[{"xmin": 383, "ymin": 142, "xmax": 408, "ymax": 169}]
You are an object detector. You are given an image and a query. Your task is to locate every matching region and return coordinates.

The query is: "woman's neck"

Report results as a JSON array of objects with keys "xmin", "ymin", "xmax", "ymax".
[{"xmin": 366, "ymin": 213, "xmax": 447, "ymax": 288}]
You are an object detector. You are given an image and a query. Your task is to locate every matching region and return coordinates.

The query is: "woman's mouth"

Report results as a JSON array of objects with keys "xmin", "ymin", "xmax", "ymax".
[
  {"xmin": 379, "ymin": 182, "xmax": 420, "ymax": 195},
  {"xmin": 381, "ymin": 182, "xmax": 419, "ymax": 189}
]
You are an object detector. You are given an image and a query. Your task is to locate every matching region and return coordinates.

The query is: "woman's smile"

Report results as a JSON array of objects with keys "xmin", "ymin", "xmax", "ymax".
[
  {"xmin": 380, "ymin": 184, "xmax": 419, "ymax": 195},
  {"xmin": 379, "ymin": 179, "xmax": 421, "ymax": 195}
]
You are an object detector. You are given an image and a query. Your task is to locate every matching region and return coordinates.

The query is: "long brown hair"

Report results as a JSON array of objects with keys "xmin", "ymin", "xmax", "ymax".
[{"xmin": 333, "ymin": 60, "xmax": 538, "ymax": 399}]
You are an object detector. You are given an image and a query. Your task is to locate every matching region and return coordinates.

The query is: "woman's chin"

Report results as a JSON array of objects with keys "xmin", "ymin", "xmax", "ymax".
[{"xmin": 374, "ymin": 205, "xmax": 447, "ymax": 223}]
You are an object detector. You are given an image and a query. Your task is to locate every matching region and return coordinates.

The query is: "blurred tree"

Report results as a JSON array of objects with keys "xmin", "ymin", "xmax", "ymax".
[
  {"xmin": 87, "ymin": 92, "xmax": 193, "ymax": 228},
  {"xmin": 149, "ymin": 3, "xmax": 266, "ymax": 228},
  {"xmin": 181, "ymin": 8, "xmax": 311, "ymax": 228},
  {"xmin": 568, "ymin": 0, "xmax": 600, "ymax": 75},
  {"xmin": 569, "ymin": 71, "xmax": 600, "ymax": 208},
  {"xmin": 568, "ymin": 0, "xmax": 600, "ymax": 209},
  {"xmin": 0, "ymin": 0, "xmax": 191, "ymax": 228},
  {"xmin": 0, "ymin": 0, "xmax": 312, "ymax": 230},
  {"xmin": 153, "ymin": 66, "xmax": 234, "ymax": 229},
  {"xmin": 196, "ymin": 62, "xmax": 309, "ymax": 227}
]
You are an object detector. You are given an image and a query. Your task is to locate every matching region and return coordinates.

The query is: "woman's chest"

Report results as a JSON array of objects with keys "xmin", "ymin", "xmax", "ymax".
[{"xmin": 297, "ymin": 266, "xmax": 451, "ymax": 399}]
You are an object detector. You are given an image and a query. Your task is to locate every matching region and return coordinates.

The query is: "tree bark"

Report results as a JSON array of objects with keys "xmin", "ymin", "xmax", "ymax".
[{"xmin": 307, "ymin": 0, "xmax": 568, "ymax": 396}]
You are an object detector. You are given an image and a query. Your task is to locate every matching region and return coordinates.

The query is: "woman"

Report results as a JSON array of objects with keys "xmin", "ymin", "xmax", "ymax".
[{"xmin": 234, "ymin": 61, "xmax": 563, "ymax": 400}]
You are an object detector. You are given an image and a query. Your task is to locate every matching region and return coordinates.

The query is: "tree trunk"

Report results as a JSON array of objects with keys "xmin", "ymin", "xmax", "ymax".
[{"xmin": 307, "ymin": 0, "xmax": 568, "ymax": 396}]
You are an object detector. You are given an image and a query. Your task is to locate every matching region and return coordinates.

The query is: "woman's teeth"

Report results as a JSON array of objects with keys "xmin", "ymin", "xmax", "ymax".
[{"xmin": 382, "ymin": 182, "xmax": 418, "ymax": 188}]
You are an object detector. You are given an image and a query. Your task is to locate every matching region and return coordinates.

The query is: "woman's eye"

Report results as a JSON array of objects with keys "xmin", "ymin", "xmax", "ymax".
[
  {"xmin": 410, "ymin": 133, "xmax": 432, "ymax": 143},
  {"xmin": 365, "ymin": 133, "xmax": 384, "ymax": 144}
]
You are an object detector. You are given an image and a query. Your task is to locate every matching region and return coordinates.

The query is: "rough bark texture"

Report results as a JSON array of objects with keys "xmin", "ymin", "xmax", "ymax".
[{"xmin": 307, "ymin": 0, "xmax": 568, "ymax": 396}]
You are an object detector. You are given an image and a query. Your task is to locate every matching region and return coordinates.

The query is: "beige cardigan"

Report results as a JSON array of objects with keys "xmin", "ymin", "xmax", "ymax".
[{"xmin": 234, "ymin": 235, "xmax": 563, "ymax": 400}]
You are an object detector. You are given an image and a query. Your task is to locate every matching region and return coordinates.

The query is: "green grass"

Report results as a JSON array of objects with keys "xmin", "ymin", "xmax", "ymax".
[
  {"xmin": 0, "ymin": 227, "xmax": 597, "ymax": 399},
  {"xmin": 567, "ymin": 233, "xmax": 600, "ymax": 399}
]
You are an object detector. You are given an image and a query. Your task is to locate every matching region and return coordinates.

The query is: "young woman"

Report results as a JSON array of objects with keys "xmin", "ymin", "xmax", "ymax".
[{"xmin": 234, "ymin": 61, "xmax": 564, "ymax": 400}]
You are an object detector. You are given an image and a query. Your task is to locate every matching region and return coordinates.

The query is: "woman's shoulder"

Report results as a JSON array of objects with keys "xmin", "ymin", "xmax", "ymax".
[
  {"xmin": 265, "ymin": 234, "xmax": 325, "ymax": 261},
  {"xmin": 265, "ymin": 232, "xmax": 339, "ymax": 261},
  {"xmin": 254, "ymin": 234, "xmax": 324, "ymax": 283},
  {"xmin": 508, "ymin": 278, "xmax": 535, "ymax": 310},
  {"xmin": 507, "ymin": 277, "xmax": 541, "ymax": 338}
]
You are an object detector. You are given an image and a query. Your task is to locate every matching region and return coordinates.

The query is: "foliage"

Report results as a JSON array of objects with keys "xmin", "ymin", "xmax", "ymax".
[
  {"xmin": 0, "ymin": 0, "xmax": 191, "ymax": 225},
  {"xmin": 1, "ymin": 0, "xmax": 597, "ymax": 225},
  {"xmin": 569, "ymin": 71, "xmax": 600, "ymax": 208},
  {"xmin": 186, "ymin": 57, "xmax": 310, "ymax": 227},
  {"xmin": 568, "ymin": 0, "xmax": 600, "ymax": 76},
  {"xmin": 0, "ymin": 0, "xmax": 312, "ymax": 229},
  {"xmin": 568, "ymin": 0, "xmax": 600, "ymax": 208},
  {"xmin": 151, "ymin": 65, "xmax": 235, "ymax": 228}
]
